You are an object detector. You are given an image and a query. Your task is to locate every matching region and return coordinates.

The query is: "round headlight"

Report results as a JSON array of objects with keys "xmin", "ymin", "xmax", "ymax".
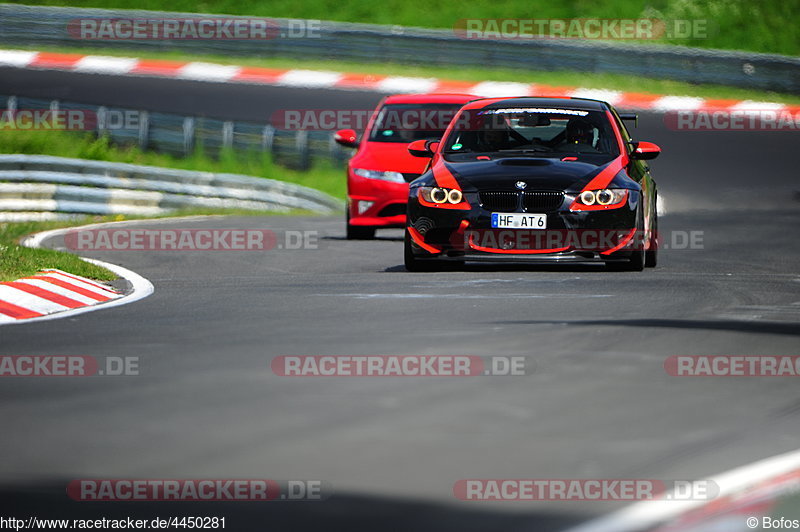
[
  {"xmin": 580, "ymin": 190, "xmax": 596, "ymax": 205},
  {"xmin": 596, "ymin": 189, "xmax": 614, "ymax": 205},
  {"xmin": 431, "ymin": 187, "xmax": 448, "ymax": 203},
  {"xmin": 447, "ymin": 189, "xmax": 463, "ymax": 204}
]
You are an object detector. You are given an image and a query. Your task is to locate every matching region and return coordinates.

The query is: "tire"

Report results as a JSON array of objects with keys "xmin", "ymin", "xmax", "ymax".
[
  {"xmin": 346, "ymin": 211, "xmax": 375, "ymax": 240},
  {"xmin": 645, "ymin": 204, "xmax": 658, "ymax": 268},
  {"xmin": 404, "ymin": 229, "xmax": 449, "ymax": 272},
  {"xmin": 607, "ymin": 208, "xmax": 645, "ymax": 272}
]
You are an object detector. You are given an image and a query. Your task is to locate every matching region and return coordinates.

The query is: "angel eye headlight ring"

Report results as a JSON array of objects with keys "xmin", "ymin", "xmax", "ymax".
[
  {"xmin": 596, "ymin": 189, "xmax": 614, "ymax": 205},
  {"xmin": 580, "ymin": 190, "xmax": 596, "ymax": 205},
  {"xmin": 431, "ymin": 187, "xmax": 448, "ymax": 203},
  {"xmin": 447, "ymin": 189, "xmax": 463, "ymax": 204}
]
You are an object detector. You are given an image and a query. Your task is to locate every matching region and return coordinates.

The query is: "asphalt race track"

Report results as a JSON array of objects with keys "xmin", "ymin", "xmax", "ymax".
[{"xmin": 1, "ymin": 67, "xmax": 799, "ymax": 531}]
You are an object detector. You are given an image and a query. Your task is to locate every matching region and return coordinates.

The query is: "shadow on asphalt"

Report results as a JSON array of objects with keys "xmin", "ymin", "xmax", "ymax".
[
  {"xmin": 384, "ymin": 263, "xmax": 611, "ymax": 273},
  {"xmin": 494, "ymin": 318, "xmax": 800, "ymax": 336},
  {"xmin": 324, "ymin": 235, "xmax": 405, "ymax": 242}
]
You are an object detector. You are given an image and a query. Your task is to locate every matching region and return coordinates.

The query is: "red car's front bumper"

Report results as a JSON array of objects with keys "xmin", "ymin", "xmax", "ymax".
[{"xmin": 347, "ymin": 172, "xmax": 410, "ymax": 228}]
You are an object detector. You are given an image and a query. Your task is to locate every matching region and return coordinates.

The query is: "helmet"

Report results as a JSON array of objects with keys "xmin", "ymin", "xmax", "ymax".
[{"xmin": 565, "ymin": 118, "xmax": 594, "ymax": 145}]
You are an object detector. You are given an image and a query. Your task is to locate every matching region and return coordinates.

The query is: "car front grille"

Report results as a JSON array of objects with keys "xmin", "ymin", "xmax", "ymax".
[
  {"xmin": 479, "ymin": 192, "xmax": 519, "ymax": 212},
  {"xmin": 523, "ymin": 191, "xmax": 564, "ymax": 211},
  {"xmin": 479, "ymin": 191, "xmax": 564, "ymax": 212}
]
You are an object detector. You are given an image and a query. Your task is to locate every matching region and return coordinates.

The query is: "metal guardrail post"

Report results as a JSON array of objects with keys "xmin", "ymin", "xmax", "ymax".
[
  {"xmin": 296, "ymin": 130, "xmax": 310, "ymax": 171},
  {"xmin": 262, "ymin": 124, "xmax": 275, "ymax": 155},
  {"xmin": 222, "ymin": 120, "xmax": 234, "ymax": 150},
  {"xmin": 328, "ymin": 134, "xmax": 338, "ymax": 166},
  {"xmin": 138, "ymin": 110, "xmax": 149, "ymax": 150},
  {"xmin": 97, "ymin": 106, "xmax": 108, "ymax": 136},
  {"xmin": 182, "ymin": 117, "xmax": 195, "ymax": 156}
]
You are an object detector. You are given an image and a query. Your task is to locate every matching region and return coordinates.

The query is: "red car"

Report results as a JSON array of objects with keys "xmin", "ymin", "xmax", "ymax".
[{"xmin": 335, "ymin": 93, "xmax": 475, "ymax": 239}]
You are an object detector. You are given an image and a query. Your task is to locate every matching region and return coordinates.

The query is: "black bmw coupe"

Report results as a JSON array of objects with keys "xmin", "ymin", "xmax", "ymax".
[{"xmin": 404, "ymin": 97, "xmax": 661, "ymax": 271}]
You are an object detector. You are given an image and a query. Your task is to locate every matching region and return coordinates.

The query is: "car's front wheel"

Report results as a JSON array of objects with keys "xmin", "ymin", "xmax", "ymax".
[
  {"xmin": 404, "ymin": 229, "xmax": 453, "ymax": 272},
  {"xmin": 606, "ymin": 209, "xmax": 645, "ymax": 272},
  {"xmin": 645, "ymin": 196, "xmax": 658, "ymax": 268},
  {"xmin": 346, "ymin": 211, "xmax": 375, "ymax": 240}
]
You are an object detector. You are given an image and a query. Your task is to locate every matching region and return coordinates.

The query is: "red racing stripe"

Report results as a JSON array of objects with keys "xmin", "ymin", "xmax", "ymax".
[
  {"xmin": 600, "ymin": 228, "xmax": 638, "ymax": 255},
  {"xmin": 408, "ymin": 227, "xmax": 442, "ymax": 254},
  {"xmin": 3, "ymin": 282, "xmax": 86, "ymax": 309},
  {"xmin": 578, "ymin": 156, "xmax": 626, "ymax": 193},
  {"xmin": 0, "ymin": 301, "xmax": 44, "ymax": 320},
  {"xmin": 432, "ymin": 163, "xmax": 461, "ymax": 190},
  {"xmin": 24, "ymin": 276, "xmax": 111, "ymax": 302}
]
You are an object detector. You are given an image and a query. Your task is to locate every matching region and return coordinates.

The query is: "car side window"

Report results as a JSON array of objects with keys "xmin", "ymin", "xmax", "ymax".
[{"xmin": 610, "ymin": 109, "xmax": 635, "ymax": 154}]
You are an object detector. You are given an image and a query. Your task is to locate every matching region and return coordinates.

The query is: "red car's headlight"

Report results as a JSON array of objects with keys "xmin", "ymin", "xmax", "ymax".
[{"xmin": 353, "ymin": 168, "xmax": 406, "ymax": 183}]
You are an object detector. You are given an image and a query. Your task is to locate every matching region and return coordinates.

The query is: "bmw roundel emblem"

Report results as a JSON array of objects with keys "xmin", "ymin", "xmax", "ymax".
[{"xmin": 515, "ymin": 181, "xmax": 527, "ymax": 190}]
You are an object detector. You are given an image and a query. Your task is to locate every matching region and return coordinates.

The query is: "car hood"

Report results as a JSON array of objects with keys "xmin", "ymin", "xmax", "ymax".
[
  {"xmin": 352, "ymin": 141, "xmax": 430, "ymax": 175},
  {"xmin": 445, "ymin": 157, "xmax": 620, "ymax": 192}
]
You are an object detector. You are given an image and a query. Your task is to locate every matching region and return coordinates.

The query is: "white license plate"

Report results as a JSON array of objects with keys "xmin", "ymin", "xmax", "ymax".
[{"xmin": 491, "ymin": 213, "xmax": 547, "ymax": 229}]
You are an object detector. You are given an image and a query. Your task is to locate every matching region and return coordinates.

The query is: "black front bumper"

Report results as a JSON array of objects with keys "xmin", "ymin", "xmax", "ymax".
[{"xmin": 406, "ymin": 191, "xmax": 642, "ymax": 261}]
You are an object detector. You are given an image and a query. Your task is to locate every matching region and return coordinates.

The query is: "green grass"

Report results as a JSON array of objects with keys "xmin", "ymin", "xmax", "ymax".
[
  {"xmin": 16, "ymin": 44, "xmax": 800, "ymax": 105},
  {"xmin": 0, "ymin": 129, "xmax": 344, "ymax": 281},
  {"xmin": 0, "ymin": 129, "xmax": 346, "ymax": 199},
  {"xmin": 0, "ymin": 218, "xmax": 119, "ymax": 281},
  {"xmin": 7, "ymin": 0, "xmax": 799, "ymax": 56},
  {"xmin": 0, "ymin": 207, "xmax": 308, "ymax": 282}
]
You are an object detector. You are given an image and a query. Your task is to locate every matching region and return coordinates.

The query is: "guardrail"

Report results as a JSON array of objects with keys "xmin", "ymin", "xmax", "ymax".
[
  {"xmin": 0, "ymin": 94, "xmax": 353, "ymax": 170},
  {"xmin": 0, "ymin": 4, "xmax": 798, "ymax": 92},
  {"xmin": 0, "ymin": 154, "xmax": 344, "ymax": 221}
]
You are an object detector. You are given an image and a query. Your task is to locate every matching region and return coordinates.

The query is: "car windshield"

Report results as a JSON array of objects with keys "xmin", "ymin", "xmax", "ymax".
[
  {"xmin": 368, "ymin": 103, "xmax": 465, "ymax": 143},
  {"xmin": 442, "ymin": 107, "xmax": 619, "ymax": 157}
]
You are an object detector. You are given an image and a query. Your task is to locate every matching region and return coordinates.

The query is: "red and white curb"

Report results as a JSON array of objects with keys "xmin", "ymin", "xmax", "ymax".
[
  {"xmin": 1, "ymin": 49, "xmax": 798, "ymax": 114},
  {"xmin": 0, "ymin": 268, "xmax": 121, "ymax": 323},
  {"xmin": 0, "ymin": 224, "xmax": 154, "ymax": 325},
  {"xmin": 560, "ymin": 447, "xmax": 800, "ymax": 532}
]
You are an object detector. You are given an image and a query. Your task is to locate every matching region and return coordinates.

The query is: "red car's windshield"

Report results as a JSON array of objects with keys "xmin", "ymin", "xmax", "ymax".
[{"xmin": 368, "ymin": 103, "xmax": 465, "ymax": 143}]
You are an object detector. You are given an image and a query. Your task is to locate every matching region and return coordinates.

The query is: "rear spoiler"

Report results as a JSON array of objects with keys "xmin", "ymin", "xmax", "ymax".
[{"xmin": 619, "ymin": 112, "xmax": 638, "ymax": 128}]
